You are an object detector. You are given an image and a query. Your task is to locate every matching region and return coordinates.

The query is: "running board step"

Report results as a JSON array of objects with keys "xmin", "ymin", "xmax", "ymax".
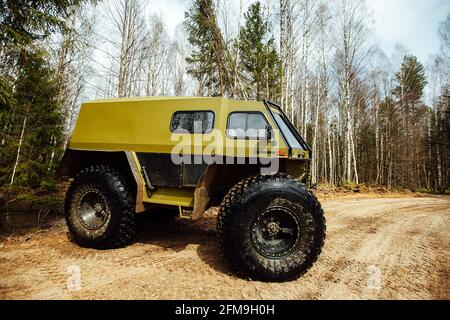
[{"xmin": 178, "ymin": 206, "xmax": 193, "ymax": 219}]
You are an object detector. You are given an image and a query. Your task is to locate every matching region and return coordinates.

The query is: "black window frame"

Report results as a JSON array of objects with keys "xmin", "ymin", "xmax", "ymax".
[
  {"xmin": 170, "ymin": 110, "xmax": 215, "ymax": 134},
  {"xmin": 263, "ymin": 99, "xmax": 312, "ymax": 154},
  {"xmin": 226, "ymin": 111, "xmax": 272, "ymax": 140}
]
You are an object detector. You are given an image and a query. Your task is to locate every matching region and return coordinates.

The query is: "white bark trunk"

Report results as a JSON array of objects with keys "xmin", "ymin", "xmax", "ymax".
[{"xmin": 10, "ymin": 114, "xmax": 28, "ymax": 186}]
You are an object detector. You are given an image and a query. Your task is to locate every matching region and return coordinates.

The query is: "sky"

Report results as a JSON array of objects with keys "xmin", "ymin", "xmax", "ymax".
[
  {"xmin": 367, "ymin": 0, "xmax": 450, "ymax": 64},
  {"xmin": 147, "ymin": 0, "xmax": 450, "ymax": 65},
  {"xmin": 147, "ymin": 0, "xmax": 191, "ymax": 35}
]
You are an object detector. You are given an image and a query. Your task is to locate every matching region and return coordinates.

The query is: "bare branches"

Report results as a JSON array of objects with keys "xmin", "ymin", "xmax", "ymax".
[{"xmin": 41, "ymin": 0, "xmax": 447, "ymax": 191}]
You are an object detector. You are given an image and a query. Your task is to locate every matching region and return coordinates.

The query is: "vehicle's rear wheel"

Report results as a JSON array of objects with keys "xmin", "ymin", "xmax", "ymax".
[
  {"xmin": 65, "ymin": 165, "xmax": 136, "ymax": 249},
  {"xmin": 217, "ymin": 174, "xmax": 326, "ymax": 282}
]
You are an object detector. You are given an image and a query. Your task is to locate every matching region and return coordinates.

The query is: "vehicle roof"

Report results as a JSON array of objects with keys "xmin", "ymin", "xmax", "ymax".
[
  {"xmin": 84, "ymin": 96, "xmax": 261, "ymax": 106},
  {"xmin": 70, "ymin": 96, "xmax": 270, "ymax": 152}
]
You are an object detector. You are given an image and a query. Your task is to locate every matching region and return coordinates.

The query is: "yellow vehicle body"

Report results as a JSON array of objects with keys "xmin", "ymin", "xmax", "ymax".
[{"xmin": 61, "ymin": 97, "xmax": 312, "ymax": 216}]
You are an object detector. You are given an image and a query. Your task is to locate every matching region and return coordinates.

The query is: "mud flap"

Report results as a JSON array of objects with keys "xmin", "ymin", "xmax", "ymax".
[{"xmin": 192, "ymin": 165, "xmax": 218, "ymax": 219}]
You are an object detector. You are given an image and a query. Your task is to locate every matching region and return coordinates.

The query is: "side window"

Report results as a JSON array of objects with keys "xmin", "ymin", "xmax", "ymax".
[
  {"xmin": 171, "ymin": 111, "xmax": 214, "ymax": 133},
  {"xmin": 227, "ymin": 113, "xmax": 247, "ymax": 139},
  {"xmin": 227, "ymin": 112, "xmax": 270, "ymax": 139}
]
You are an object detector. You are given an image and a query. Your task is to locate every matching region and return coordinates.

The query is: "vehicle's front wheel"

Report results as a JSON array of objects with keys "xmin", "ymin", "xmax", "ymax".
[
  {"xmin": 217, "ymin": 174, "xmax": 326, "ymax": 282},
  {"xmin": 65, "ymin": 165, "xmax": 136, "ymax": 249}
]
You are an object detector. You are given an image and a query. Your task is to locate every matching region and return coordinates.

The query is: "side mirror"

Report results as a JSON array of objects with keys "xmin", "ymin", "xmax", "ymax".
[{"xmin": 265, "ymin": 125, "xmax": 272, "ymax": 141}]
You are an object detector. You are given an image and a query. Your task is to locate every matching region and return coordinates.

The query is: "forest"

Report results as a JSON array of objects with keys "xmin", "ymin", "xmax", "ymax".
[{"xmin": 0, "ymin": 0, "xmax": 449, "ymax": 208}]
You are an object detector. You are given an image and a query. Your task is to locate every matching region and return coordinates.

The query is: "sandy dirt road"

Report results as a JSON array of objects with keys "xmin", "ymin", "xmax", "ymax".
[{"xmin": 0, "ymin": 196, "xmax": 449, "ymax": 300}]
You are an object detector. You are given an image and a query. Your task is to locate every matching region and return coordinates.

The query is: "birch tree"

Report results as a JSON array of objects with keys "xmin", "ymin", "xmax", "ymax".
[
  {"xmin": 279, "ymin": 0, "xmax": 297, "ymax": 114},
  {"xmin": 311, "ymin": 2, "xmax": 330, "ymax": 183},
  {"xmin": 106, "ymin": 0, "xmax": 148, "ymax": 98},
  {"xmin": 297, "ymin": 0, "xmax": 318, "ymax": 137},
  {"xmin": 145, "ymin": 14, "xmax": 169, "ymax": 96},
  {"xmin": 334, "ymin": 0, "xmax": 374, "ymax": 183},
  {"xmin": 168, "ymin": 24, "xmax": 190, "ymax": 96},
  {"xmin": 54, "ymin": 4, "xmax": 96, "ymax": 150}
]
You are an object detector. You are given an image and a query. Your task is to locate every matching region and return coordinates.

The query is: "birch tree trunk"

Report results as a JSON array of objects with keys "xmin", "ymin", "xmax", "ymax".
[
  {"xmin": 9, "ymin": 108, "xmax": 29, "ymax": 187},
  {"xmin": 108, "ymin": 0, "xmax": 148, "ymax": 98},
  {"xmin": 335, "ymin": 0, "xmax": 373, "ymax": 183}
]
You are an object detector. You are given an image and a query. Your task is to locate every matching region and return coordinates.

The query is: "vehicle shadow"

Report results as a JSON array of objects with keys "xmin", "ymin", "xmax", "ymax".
[{"xmin": 134, "ymin": 209, "xmax": 237, "ymax": 278}]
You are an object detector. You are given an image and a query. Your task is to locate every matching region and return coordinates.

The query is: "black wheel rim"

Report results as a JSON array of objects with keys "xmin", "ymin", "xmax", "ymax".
[
  {"xmin": 251, "ymin": 206, "xmax": 301, "ymax": 258},
  {"xmin": 77, "ymin": 190, "xmax": 110, "ymax": 230}
]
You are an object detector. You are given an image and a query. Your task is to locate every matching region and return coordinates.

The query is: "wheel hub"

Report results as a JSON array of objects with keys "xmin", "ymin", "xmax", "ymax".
[
  {"xmin": 251, "ymin": 206, "xmax": 301, "ymax": 258},
  {"xmin": 266, "ymin": 222, "xmax": 281, "ymax": 236},
  {"xmin": 77, "ymin": 190, "xmax": 110, "ymax": 230},
  {"xmin": 94, "ymin": 203, "xmax": 103, "ymax": 212}
]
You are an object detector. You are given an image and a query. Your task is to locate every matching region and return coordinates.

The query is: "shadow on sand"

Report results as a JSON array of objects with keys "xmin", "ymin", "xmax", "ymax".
[{"xmin": 134, "ymin": 209, "xmax": 238, "ymax": 278}]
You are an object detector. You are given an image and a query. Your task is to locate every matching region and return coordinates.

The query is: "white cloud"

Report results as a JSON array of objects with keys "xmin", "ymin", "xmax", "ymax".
[
  {"xmin": 367, "ymin": 0, "xmax": 450, "ymax": 63},
  {"xmin": 147, "ymin": 0, "xmax": 191, "ymax": 37},
  {"xmin": 148, "ymin": 0, "xmax": 449, "ymax": 64}
]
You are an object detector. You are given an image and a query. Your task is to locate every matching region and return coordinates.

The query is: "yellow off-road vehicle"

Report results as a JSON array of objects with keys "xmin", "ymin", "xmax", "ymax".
[{"xmin": 58, "ymin": 97, "xmax": 325, "ymax": 281}]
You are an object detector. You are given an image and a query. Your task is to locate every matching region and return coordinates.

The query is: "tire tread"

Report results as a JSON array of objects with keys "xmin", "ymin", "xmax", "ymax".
[{"xmin": 217, "ymin": 173, "xmax": 326, "ymax": 281}]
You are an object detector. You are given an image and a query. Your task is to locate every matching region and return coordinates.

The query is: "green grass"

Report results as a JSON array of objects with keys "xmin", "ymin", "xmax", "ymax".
[
  {"xmin": 0, "ymin": 185, "xmax": 64, "ymax": 213},
  {"xmin": 416, "ymin": 188, "xmax": 450, "ymax": 195},
  {"xmin": 340, "ymin": 180, "xmax": 358, "ymax": 191}
]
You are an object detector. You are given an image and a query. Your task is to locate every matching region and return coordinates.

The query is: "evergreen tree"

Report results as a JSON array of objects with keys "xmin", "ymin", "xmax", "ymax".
[
  {"xmin": 184, "ymin": 0, "xmax": 231, "ymax": 96},
  {"xmin": 238, "ymin": 1, "xmax": 281, "ymax": 100},
  {"xmin": 0, "ymin": 0, "xmax": 96, "ymax": 47},
  {"xmin": 0, "ymin": 0, "xmax": 94, "ymax": 189},
  {"xmin": 392, "ymin": 55, "xmax": 428, "ymax": 189},
  {"xmin": 393, "ymin": 55, "xmax": 427, "ymax": 104},
  {"xmin": 0, "ymin": 49, "xmax": 64, "ymax": 188},
  {"xmin": 428, "ymin": 88, "xmax": 450, "ymax": 192},
  {"xmin": 0, "ymin": 75, "xmax": 14, "ymax": 135},
  {"xmin": 0, "ymin": 0, "xmax": 96, "ymax": 75}
]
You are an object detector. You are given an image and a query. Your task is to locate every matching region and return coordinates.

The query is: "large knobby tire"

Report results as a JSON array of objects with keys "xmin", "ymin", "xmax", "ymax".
[
  {"xmin": 217, "ymin": 174, "xmax": 326, "ymax": 282},
  {"xmin": 64, "ymin": 165, "xmax": 136, "ymax": 249}
]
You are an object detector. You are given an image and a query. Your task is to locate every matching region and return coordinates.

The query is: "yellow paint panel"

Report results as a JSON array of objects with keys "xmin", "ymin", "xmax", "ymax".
[
  {"xmin": 143, "ymin": 187, "xmax": 195, "ymax": 207},
  {"xmin": 69, "ymin": 97, "xmax": 304, "ymax": 208},
  {"xmin": 70, "ymin": 97, "xmax": 290, "ymax": 156}
]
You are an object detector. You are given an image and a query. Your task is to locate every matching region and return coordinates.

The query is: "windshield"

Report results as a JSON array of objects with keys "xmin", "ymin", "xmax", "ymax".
[{"xmin": 272, "ymin": 112, "xmax": 303, "ymax": 150}]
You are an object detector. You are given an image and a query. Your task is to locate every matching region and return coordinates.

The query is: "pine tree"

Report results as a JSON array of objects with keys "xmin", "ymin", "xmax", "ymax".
[
  {"xmin": 0, "ymin": 49, "xmax": 64, "ymax": 188},
  {"xmin": 0, "ymin": 0, "xmax": 95, "ymax": 189},
  {"xmin": 184, "ymin": 0, "xmax": 231, "ymax": 96},
  {"xmin": 428, "ymin": 88, "xmax": 450, "ymax": 192},
  {"xmin": 0, "ymin": 1, "xmax": 97, "ymax": 41},
  {"xmin": 392, "ymin": 55, "xmax": 428, "ymax": 188},
  {"xmin": 0, "ymin": 75, "xmax": 14, "ymax": 138},
  {"xmin": 393, "ymin": 55, "xmax": 427, "ymax": 103},
  {"xmin": 238, "ymin": 1, "xmax": 281, "ymax": 101},
  {"xmin": 0, "ymin": 0, "xmax": 97, "ymax": 71}
]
